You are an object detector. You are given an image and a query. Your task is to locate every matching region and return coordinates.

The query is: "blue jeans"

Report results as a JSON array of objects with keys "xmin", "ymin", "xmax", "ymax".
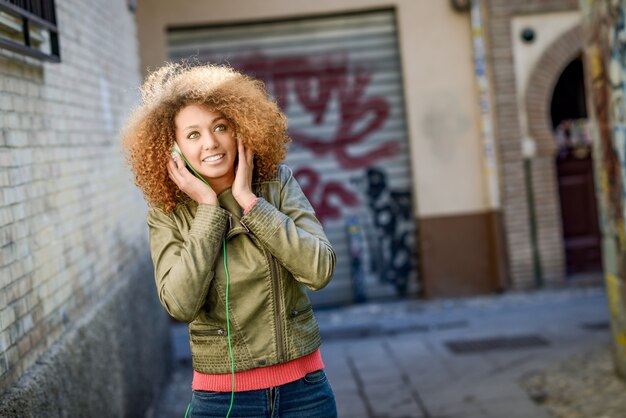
[{"xmin": 188, "ymin": 369, "xmax": 337, "ymax": 418}]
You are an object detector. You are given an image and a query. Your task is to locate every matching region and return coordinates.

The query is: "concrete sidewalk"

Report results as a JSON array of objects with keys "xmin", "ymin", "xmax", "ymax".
[{"xmin": 146, "ymin": 287, "xmax": 610, "ymax": 418}]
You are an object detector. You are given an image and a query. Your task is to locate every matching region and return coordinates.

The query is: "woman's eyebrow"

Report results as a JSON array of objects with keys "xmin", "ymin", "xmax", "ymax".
[{"xmin": 183, "ymin": 117, "xmax": 226, "ymax": 131}]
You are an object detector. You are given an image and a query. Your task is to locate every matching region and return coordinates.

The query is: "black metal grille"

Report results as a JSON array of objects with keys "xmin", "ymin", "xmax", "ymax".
[
  {"xmin": 580, "ymin": 321, "xmax": 610, "ymax": 331},
  {"xmin": 0, "ymin": 0, "xmax": 60, "ymax": 62},
  {"xmin": 445, "ymin": 335, "xmax": 550, "ymax": 354},
  {"xmin": 7, "ymin": 0, "xmax": 57, "ymax": 24},
  {"xmin": 320, "ymin": 320, "xmax": 469, "ymax": 341}
]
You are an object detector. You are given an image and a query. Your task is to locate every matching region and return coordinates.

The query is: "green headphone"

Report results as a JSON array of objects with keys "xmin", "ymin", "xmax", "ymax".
[{"xmin": 172, "ymin": 144, "xmax": 236, "ymax": 418}]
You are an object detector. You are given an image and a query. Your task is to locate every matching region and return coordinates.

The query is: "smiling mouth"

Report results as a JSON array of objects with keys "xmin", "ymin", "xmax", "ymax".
[{"xmin": 202, "ymin": 154, "xmax": 225, "ymax": 163}]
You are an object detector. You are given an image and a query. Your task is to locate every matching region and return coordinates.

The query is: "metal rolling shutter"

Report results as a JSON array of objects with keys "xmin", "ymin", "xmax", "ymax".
[{"xmin": 167, "ymin": 9, "xmax": 418, "ymax": 306}]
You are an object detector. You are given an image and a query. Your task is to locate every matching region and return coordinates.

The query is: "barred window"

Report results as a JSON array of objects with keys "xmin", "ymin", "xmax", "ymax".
[{"xmin": 0, "ymin": 0, "xmax": 60, "ymax": 62}]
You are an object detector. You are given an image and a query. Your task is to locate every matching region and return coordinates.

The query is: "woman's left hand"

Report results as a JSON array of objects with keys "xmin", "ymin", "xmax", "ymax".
[{"xmin": 232, "ymin": 134, "xmax": 257, "ymax": 209}]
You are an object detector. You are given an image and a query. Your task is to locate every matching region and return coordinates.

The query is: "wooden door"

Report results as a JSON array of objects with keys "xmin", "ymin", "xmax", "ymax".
[{"xmin": 556, "ymin": 147, "xmax": 602, "ymax": 275}]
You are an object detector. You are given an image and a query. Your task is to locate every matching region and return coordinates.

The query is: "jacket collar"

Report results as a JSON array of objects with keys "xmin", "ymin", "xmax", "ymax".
[{"xmin": 185, "ymin": 189, "xmax": 248, "ymax": 240}]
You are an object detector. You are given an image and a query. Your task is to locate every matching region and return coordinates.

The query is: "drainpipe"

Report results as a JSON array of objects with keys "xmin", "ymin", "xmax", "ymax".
[
  {"xmin": 522, "ymin": 137, "xmax": 543, "ymax": 287},
  {"xmin": 469, "ymin": 0, "xmax": 500, "ymax": 210}
]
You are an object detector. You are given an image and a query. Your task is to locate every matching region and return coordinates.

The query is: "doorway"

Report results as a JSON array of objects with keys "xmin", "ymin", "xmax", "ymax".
[{"xmin": 551, "ymin": 55, "xmax": 603, "ymax": 277}]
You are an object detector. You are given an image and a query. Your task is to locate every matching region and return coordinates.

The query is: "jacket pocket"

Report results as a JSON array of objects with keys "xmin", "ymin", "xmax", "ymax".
[
  {"xmin": 285, "ymin": 303, "xmax": 321, "ymax": 359},
  {"xmin": 190, "ymin": 328, "xmax": 227, "ymax": 337},
  {"xmin": 290, "ymin": 304, "xmax": 313, "ymax": 319},
  {"xmin": 303, "ymin": 369, "xmax": 327, "ymax": 384}
]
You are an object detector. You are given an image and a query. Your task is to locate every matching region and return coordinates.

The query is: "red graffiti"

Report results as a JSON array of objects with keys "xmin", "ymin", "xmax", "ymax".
[
  {"xmin": 236, "ymin": 53, "xmax": 345, "ymax": 120},
  {"xmin": 236, "ymin": 53, "xmax": 399, "ymax": 169},
  {"xmin": 291, "ymin": 68, "xmax": 398, "ymax": 169},
  {"xmin": 294, "ymin": 167, "xmax": 359, "ymax": 224},
  {"xmin": 230, "ymin": 52, "xmax": 398, "ymax": 222}
]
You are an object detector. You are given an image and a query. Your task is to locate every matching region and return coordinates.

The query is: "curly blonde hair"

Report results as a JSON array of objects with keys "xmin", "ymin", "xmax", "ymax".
[{"xmin": 121, "ymin": 62, "xmax": 290, "ymax": 212}]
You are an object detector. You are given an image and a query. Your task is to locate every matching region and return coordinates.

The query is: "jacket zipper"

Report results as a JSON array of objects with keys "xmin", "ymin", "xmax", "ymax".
[
  {"xmin": 238, "ymin": 219, "xmax": 285, "ymax": 362},
  {"xmin": 191, "ymin": 328, "xmax": 226, "ymax": 336},
  {"xmin": 265, "ymin": 249, "xmax": 285, "ymax": 363}
]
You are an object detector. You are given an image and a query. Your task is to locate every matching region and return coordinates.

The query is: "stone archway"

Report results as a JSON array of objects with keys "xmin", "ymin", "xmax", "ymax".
[
  {"xmin": 527, "ymin": 24, "xmax": 584, "ymax": 156},
  {"xmin": 524, "ymin": 24, "xmax": 584, "ymax": 284}
]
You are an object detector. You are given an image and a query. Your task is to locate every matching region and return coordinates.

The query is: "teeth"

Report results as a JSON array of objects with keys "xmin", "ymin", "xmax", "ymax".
[{"xmin": 203, "ymin": 154, "xmax": 224, "ymax": 162}]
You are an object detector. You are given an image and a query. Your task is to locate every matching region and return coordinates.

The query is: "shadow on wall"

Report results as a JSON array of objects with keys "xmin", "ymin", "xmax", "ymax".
[{"xmin": 0, "ymin": 257, "xmax": 172, "ymax": 417}]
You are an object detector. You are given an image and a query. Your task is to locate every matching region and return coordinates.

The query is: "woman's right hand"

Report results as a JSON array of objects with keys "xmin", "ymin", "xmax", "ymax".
[{"xmin": 167, "ymin": 152, "xmax": 218, "ymax": 206}]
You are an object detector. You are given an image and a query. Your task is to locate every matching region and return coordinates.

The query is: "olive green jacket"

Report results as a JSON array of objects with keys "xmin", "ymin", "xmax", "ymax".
[{"xmin": 146, "ymin": 165, "xmax": 336, "ymax": 374}]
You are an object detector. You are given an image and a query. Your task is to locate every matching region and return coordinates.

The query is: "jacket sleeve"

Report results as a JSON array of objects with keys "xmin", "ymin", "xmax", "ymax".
[
  {"xmin": 240, "ymin": 166, "xmax": 336, "ymax": 291},
  {"xmin": 146, "ymin": 204, "xmax": 230, "ymax": 322}
]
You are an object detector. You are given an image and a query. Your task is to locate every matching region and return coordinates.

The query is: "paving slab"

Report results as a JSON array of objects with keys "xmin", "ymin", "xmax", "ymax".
[{"xmin": 148, "ymin": 287, "xmax": 610, "ymax": 418}]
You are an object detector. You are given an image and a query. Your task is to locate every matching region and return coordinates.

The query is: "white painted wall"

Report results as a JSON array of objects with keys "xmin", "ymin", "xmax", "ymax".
[{"xmin": 511, "ymin": 11, "xmax": 581, "ymax": 155}]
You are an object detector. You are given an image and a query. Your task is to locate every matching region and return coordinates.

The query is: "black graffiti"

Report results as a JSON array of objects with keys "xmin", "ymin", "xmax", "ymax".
[{"xmin": 365, "ymin": 168, "xmax": 414, "ymax": 295}]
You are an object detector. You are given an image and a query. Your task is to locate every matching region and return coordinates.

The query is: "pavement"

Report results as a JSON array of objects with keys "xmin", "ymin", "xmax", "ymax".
[
  {"xmin": 519, "ymin": 343, "xmax": 625, "ymax": 418},
  {"xmin": 145, "ymin": 287, "xmax": 611, "ymax": 418}
]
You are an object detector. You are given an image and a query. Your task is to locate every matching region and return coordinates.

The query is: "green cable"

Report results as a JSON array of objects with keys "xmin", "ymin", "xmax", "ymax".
[
  {"xmin": 173, "ymin": 148, "xmax": 236, "ymax": 418},
  {"xmin": 223, "ymin": 239, "xmax": 235, "ymax": 418}
]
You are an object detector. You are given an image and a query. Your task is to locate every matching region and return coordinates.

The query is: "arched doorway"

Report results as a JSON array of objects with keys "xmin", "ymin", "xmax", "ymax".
[
  {"xmin": 525, "ymin": 24, "xmax": 604, "ymax": 284},
  {"xmin": 551, "ymin": 55, "xmax": 603, "ymax": 277}
]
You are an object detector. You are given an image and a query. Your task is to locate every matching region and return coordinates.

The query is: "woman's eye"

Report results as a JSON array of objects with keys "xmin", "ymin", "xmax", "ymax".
[
  {"xmin": 187, "ymin": 131, "xmax": 200, "ymax": 139},
  {"xmin": 214, "ymin": 124, "xmax": 227, "ymax": 132}
]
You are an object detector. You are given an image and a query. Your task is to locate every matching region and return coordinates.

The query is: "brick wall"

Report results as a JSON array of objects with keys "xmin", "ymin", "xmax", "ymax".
[
  {"xmin": 485, "ymin": 0, "xmax": 579, "ymax": 288},
  {"xmin": 0, "ymin": 0, "xmax": 155, "ymax": 395},
  {"xmin": 526, "ymin": 25, "xmax": 584, "ymax": 286}
]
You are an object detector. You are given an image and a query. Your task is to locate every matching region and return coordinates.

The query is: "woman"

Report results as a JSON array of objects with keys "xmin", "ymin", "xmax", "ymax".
[{"xmin": 122, "ymin": 63, "xmax": 338, "ymax": 417}]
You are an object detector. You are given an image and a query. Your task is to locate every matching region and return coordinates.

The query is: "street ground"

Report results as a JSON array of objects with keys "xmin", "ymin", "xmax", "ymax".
[
  {"xmin": 520, "ymin": 343, "xmax": 626, "ymax": 418},
  {"xmin": 146, "ymin": 287, "xmax": 613, "ymax": 418}
]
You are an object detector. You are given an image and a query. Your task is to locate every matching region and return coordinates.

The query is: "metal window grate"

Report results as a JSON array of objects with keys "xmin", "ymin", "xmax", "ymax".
[
  {"xmin": 580, "ymin": 321, "xmax": 610, "ymax": 331},
  {"xmin": 0, "ymin": 0, "xmax": 60, "ymax": 62},
  {"xmin": 445, "ymin": 335, "xmax": 550, "ymax": 354},
  {"xmin": 320, "ymin": 320, "xmax": 469, "ymax": 341}
]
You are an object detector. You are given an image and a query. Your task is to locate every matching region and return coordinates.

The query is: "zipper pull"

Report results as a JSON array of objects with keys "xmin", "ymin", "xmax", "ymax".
[{"xmin": 240, "ymin": 219, "xmax": 250, "ymax": 233}]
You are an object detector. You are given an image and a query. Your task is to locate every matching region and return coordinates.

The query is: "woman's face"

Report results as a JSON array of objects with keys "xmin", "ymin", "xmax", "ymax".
[{"xmin": 174, "ymin": 103, "xmax": 237, "ymax": 192}]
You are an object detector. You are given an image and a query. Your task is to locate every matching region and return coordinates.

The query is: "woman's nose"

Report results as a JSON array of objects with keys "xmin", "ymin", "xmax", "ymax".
[{"xmin": 202, "ymin": 132, "xmax": 219, "ymax": 149}]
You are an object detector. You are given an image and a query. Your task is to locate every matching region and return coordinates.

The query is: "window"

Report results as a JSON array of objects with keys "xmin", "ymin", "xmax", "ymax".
[{"xmin": 0, "ymin": 0, "xmax": 60, "ymax": 62}]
